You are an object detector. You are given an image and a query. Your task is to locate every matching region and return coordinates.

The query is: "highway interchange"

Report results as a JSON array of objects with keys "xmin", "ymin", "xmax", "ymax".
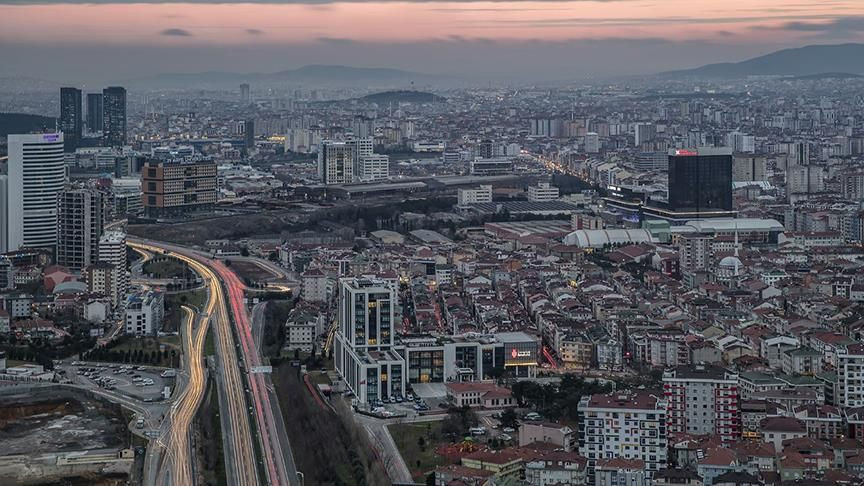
[{"xmin": 129, "ymin": 239, "xmax": 298, "ymax": 486}]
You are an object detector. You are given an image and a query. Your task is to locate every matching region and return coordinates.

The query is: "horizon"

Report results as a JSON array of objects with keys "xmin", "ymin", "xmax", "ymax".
[{"xmin": 2, "ymin": 0, "xmax": 864, "ymax": 83}]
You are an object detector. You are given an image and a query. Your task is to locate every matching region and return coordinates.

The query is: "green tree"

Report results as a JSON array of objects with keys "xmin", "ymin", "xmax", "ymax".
[{"xmin": 500, "ymin": 408, "xmax": 519, "ymax": 430}]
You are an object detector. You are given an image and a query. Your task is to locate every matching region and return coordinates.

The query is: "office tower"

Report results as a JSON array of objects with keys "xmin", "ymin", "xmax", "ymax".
[
  {"xmin": 584, "ymin": 132, "xmax": 599, "ymax": 153},
  {"xmin": 243, "ymin": 119, "xmax": 255, "ymax": 153},
  {"xmin": 57, "ymin": 189, "xmax": 106, "ymax": 272},
  {"xmin": 240, "ymin": 83, "xmax": 250, "ymax": 104},
  {"xmin": 102, "ymin": 87, "xmax": 127, "ymax": 147},
  {"xmin": 667, "ymin": 148, "xmax": 733, "ymax": 213},
  {"xmin": 318, "ymin": 140, "xmax": 355, "ymax": 184},
  {"xmin": 358, "ymin": 154, "xmax": 390, "ymax": 182},
  {"xmin": 634, "ymin": 123, "xmax": 656, "ymax": 146},
  {"xmin": 98, "ymin": 230, "xmax": 129, "ymax": 308},
  {"xmin": 577, "ymin": 392, "xmax": 668, "ymax": 480},
  {"xmin": 59, "ymin": 87, "xmax": 83, "ymax": 152},
  {"xmin": 141, "ymin": 159, "xmax": 218, "ymax": 217},
  {"xmin": 663, "ymin": 365, "xmax": 740, "ymax": 443},
  {"xmin": 333, "ymin": 277, "xmax": 404, "ymax": 403},
  {"xmin": 87, "ymin": 93, "xmax": 103, "ymax": 133},
  {"xmin": 2, "ymin": 133, "xmax": 66, "ymax": 253}
]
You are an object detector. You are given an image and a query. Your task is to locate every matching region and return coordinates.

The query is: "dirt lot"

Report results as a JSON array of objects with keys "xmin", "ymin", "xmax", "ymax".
[
  {"xmin": 0, "ymin": 387, "xmax": 128, "ymax": 455},
  {"xmin": 228, "ymin": 260, "xmax": 276, "ymax": 283}
]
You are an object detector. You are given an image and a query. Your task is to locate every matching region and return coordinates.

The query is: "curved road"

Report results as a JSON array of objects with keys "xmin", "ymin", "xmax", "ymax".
[{"xmin": 130, "ymin": 241, "xmax": 260, "ymax": 486}]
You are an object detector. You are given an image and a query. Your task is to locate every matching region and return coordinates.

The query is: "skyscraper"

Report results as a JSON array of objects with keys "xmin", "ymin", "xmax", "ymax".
[
  {"xmin": 57, "ymin": 189, "xmax": 106, "ymax": 272},
  {"xmin": 240, "ymin": 83, "xmax": 250, "ymax": 104},
  {"xmin": 243, "ymin": 119, "xmax": 255, "ymax": 153},
  {"xmin": 1, "ymin": 133, "xmax": 66, "ymax": 252},
  {"xmin": 667, "ymin": 148, "xmax": 733, "ymax": 213},
  {"xmin": 59, "ymin": 87, "xmax": 82, "ymax": 152},
  {"xmin": 87, "ymin": 93, "xmax": 103, "ymax": 133},
  {"xmin": 102, "ymin": 87, "xmax": 127, "ymax": 147}
]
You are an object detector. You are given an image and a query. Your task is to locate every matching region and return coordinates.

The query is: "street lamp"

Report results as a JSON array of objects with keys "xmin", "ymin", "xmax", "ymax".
[{"xmin": 296, "ymin": 471, "xmax": 305, "ymax": 486}]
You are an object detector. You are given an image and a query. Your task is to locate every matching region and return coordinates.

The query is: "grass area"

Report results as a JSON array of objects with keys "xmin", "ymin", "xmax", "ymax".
[
  {"xmin": 142, "ymin": 258, "xmax": 189, "ymax": 279},
  {"xmin": 204, "ymin": 328, "xmax": 216, "ymax": 357},
  {"xmin": 100, "ymin": 336, "xmax": 180, "ymax": 368},
  {"xmin": 272, "ymin": 361, "xmax": 389, "ymax": 485},
  {"xmin": 198, "ymin": 380, "xmax": 227, "ymax": 486},
  {"xmin": 308, "ymin": 370, "xmax": 332, "ymax": 386},
  {"xmin": 229, "ymin": 260, "xmax": 275, "ymax": 283},
  {"xmin": 388, "ymin": 421, "xmax": 448, "ymax": 478},
  {"xmin": 163, "ymin": 289, "xmax": 208, "ymax": 333}
]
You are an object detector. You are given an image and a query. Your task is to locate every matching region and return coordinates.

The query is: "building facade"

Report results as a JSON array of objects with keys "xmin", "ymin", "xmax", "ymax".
[
  {"xmin": 59, "ymin": 87, "xmax": 82, "ymax": 152},
  {"xmin": 667, "ymin": 148, "xmax": 733, "ymax": 213},
  {"xmin": 125, "ymin": 290, "xmax": 164, "ymax": 336},
  {"xmin": 57, "ymin": 189, "xmax": 106, "ymax": 272},
  {"xmin": 141, "ymin": 160, "xmax": 218, "ymax": 217},
  {"xmin": 102, "ymin": 87, "xmax": 127, "ymax": 147},
  {"xmin": 663, "ymin": 365, "xmax": 740, "ymax": 443}
]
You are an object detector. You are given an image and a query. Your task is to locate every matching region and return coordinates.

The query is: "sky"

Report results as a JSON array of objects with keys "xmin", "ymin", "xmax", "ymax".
[{"xmin": 1, "ymin": 0, "xmax": 864, "ymax": 83}]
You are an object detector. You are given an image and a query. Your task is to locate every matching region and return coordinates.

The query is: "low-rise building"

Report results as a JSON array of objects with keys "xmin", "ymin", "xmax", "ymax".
[
  {"xmin": 518, "ymin": 422, "xmax": 574, "ymax": 451},
  {"xmin": 124, "ymin": 290, "xmax": 164, "ymax": 336},
  {"xmin": 445, "ymin": 382, "xmax": 515, "ymax": 409}
]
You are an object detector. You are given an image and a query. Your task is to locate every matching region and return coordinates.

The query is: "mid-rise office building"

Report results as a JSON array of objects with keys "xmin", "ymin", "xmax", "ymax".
[
  {"xmin": 667, "ymin": 148, "xmax": 733, "ymax": 213},
  {"xmin": 457, "ymin": 185, "xmax": 493, "ymax": 206},
  {"xmin": 578, "ymin": 392, "xmax": 667, "ymax": 479},
  {"xmin": 663, "ymin": 364, "xmax": 740, "ymax": 442},
  {"xmin": 1, "ymin": 133, "xmax": 66, "ymax": 253},
  {"xmin": 86, "ymin": 93, "xmax": 103, "ymax": 133},
  {"xmin": 470, "ymin": 157, "xmax": 513, "ymax": 176},
  {"xmin": 125, "ymin": 289, "xmax": 164, "ymax": 336},
  {"xmin": 102, "ymin": 87, "xmax": 127, "ymax": 147},
  {"xmin": 358, "ymin": 154, "xmax": 390, "ymax": 182},
  {"xmin": 527, "ymin": 182, "xmax": 559, "ymax": 202},
  {"xmin": 60, "ymin": 87, "xmax": 83, "ymax": 152},
  {"xmin": 141, "ymin": 159, "xmax": 218, "ymax": 217},
  {"xmin": 98, "ymin": 230, "xmax": 128, "ymax": 308},
  {"xmin": 57, "ymin": 189, "xmax": 106, "ymax": 272},
  {"xmin": 318, "ymin": 140, "xmax": 355, "ymax": 185},
  {"xmin": 333, "ymin": 277, "xmax": 404, "ymax": 403}
]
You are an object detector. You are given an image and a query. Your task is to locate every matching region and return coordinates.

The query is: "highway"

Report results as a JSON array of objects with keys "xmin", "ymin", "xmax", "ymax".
[
  {"xmin": 129, "ymin": 241, "xmax": 260, "ymax": 486},
  {"xmin": 156, "ymin": 305, "xmax": 210, "ymax": 486}
]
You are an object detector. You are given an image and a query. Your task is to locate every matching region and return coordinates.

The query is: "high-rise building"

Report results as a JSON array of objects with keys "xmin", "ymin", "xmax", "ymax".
[
  {"xmin": 98, "ymin": 230, "xmax": 128, "ymax": 308},
  {"xmin": 141, "ymin": 159, "xmax": 218, "ymax": 217},
  {"xmin": 60, "ymin": 87, "xmax": 83, "ymax": 152},
  {"xmin": 584, "ymin": 132, "xmax": 600, "ymax": 153},
  {"xmin": 57, "ymin": 189, "xmax": 106, "ymax": 272},
  {"xmin": 577, "ymin": 392, "xmax": 668, "ymax": 480},
  {"xmin": 786, "ymin": 165, "xmax": 825, "ymax": 196},
  {"xmin": 732, "ymin": 155, "xmax": 767, "ymax": 182},
  {"xmin": 318, "ymin": 140, "xmax": 355, "ymax": 185},
  {"xmin": 333, "ymin": 277, "xmax": 405, "ymax": 404},
  {"xmin": 87, "ymin": 93, "xmax": 103, "ymax": 133},
  {"xmin": 667, "ymin": 148, "xmax": 733, "ymax": 213},
  {"xmin": 1, "ymin": 133, "xmax": 66, "ymax": 253},
  {"xmin": 243, "ymin": 119, "xmax": 255, "ymax": 153},
  {"xmin": 240, "ymin": 83, "xmax": 250, "ymax": 104},
  {"xmin": 678, "ymin": 234, "xmax": 712, "ymax": 273},
  {"xmin": 102, "ymin": 87, "xmax": 127, "ymax": 147},
  {"xmin": 662, "ymin": 364, "xmax": 740, "ymax": 443},
  {"xmin": 634, "ymin": 123, "xmax": 656, "ymax": 146}
]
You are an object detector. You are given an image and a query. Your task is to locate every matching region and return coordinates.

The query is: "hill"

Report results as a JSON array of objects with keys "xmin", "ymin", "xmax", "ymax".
[
  {"xmin": 127, "ymin": 64, "xmax": 441, "ymax": 89},
  {"xmin": 358, "ymin": 90, "xmax": 446, "ymax": 104},
  {"xmin": 660, "ymin": 43, "xmax": 864, "ymax": 78},
  {"xmin": 0, "ymin": 113, "xmax": 56, "ymax": 138}
]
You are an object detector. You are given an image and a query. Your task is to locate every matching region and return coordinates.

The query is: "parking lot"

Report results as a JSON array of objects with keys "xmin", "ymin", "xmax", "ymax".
[{"xmin": 65, "ymin": 362, "xmax": 175, "ymax": 402}]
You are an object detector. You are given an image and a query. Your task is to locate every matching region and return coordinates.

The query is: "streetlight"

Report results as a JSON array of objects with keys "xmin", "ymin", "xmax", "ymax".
[{"xmin": 296, "ymin": 471, "xmax": 305, "ymax": 486}]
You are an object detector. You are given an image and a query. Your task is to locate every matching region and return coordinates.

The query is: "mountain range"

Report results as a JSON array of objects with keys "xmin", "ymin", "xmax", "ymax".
[
  {"xmin": 660, "ymin": 43, "xmax": 864, "ymax": 78},
  {"xmin": 124, "ymin": 64, "xmax": 442, "ymax": 89}
]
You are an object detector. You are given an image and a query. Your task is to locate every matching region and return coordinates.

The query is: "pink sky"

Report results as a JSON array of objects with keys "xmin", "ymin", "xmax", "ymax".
[{"xmin": 1, "ymin": 0, "xmax": 862, "ymax": 45}]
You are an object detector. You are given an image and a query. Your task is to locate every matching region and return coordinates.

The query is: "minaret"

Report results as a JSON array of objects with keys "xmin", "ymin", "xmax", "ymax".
[{"xmin": 733, "ymin": 220, "xmax": 740, "ymax": 277}]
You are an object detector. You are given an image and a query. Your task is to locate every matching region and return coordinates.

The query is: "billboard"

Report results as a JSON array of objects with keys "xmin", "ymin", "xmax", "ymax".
[{"xmin": 504, "ymin": 341, "xmax": 538, "ymax": 367}]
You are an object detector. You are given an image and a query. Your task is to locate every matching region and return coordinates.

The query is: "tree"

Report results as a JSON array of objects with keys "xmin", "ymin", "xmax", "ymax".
[
  {"xmin": 417, "ymin": 436, "xmax": 426, "ymax": 452},
  {"xmin": 500, "ymin": 408, "xmax": 519, "ymax": 430}
]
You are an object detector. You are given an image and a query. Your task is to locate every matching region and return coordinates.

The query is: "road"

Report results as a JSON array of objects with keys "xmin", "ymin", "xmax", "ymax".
[
  {"xmin": 130, "ymin": 241, "xmax": 260, "ymax": 486},
  {"xmin": 156, "ymin": 305, "xmax": 210, "ymax": 486},
  {"xmin": 213, "ymin": 258, "xmax": 296, "ymax": 485},
  {"xmin": 251, "ymin": 302, "xmax": 300, "ymax": 485}
]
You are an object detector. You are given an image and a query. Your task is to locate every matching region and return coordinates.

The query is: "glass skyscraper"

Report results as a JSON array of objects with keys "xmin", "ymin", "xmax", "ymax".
[
  {"xmin": 667, "ymin": 148, "xmax": 733, "ymax": 213},
  {"xmin": 59, "ymin": 87, "xmax": 82, "ymax": 152},
  {"xmin": 102, "ymin": 86, "xmax": 127, "ymax": 147},
  {"xmin": 87, "ymin": 93, "xmax": 103, "ymax": 133}
]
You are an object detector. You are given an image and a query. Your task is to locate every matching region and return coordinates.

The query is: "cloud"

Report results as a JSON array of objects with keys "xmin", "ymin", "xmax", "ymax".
[
  {"xmin": 316, "ymin": 37, "xmax": 356, "ymax": 45},
  {"xmin": 160, "ymin": 28, "xmax": 192, "ymax": 36},
  {"xmin": 779, "ymin": 16, "xmax": 864, "ymax": 33},
  {"xmin": 246, "ymin": 28, "xmax": 264, "ymax": 35}
]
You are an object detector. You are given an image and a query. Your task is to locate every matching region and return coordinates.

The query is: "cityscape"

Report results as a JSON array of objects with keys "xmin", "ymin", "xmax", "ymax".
[{"xmin": 4, "ymin": 2, "xmax": 864, "ymax": 486}]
